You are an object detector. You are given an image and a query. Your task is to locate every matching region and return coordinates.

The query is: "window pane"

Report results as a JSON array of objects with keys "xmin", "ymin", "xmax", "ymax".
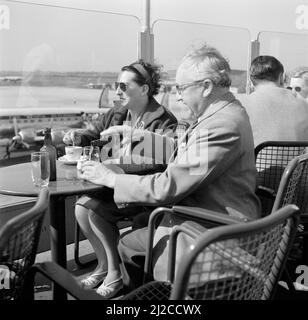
[
  {"xmin": 259, "ymin": 31, "xmax": 308, "ymax": 72},
  {"xmin": 153, "ymin": 20, "xmax": 251, "ymax": 119},
  {"xmin": 0, "ymin": 1, "xmax": 139, "ymax": 110}
]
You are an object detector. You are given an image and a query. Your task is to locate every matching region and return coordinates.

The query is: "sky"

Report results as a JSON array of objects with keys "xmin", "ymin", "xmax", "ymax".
[{"xmin": 1, "ymin": 0, "xmax": 308, "ymax": 73}]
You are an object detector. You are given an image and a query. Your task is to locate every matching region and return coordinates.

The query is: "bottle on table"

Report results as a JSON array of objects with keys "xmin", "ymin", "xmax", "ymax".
[{"xmin": 40, "ymin": 127, "xmax": 57, "ymax": 181}]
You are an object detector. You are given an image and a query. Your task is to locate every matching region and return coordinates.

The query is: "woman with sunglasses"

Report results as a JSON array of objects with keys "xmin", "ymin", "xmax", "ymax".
[{"xmin": 63, "ymin": 59, "xmax": 177, "ymax": 298}]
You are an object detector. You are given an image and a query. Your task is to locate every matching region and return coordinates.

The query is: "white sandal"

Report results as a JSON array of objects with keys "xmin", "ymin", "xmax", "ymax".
[
  {"xmin": 96, "ymin": 277, "xmax": 123, "ymax": 299},
  {"xmin": 80, "ymin": 270, "xmax": 107, "ymax": 290}
]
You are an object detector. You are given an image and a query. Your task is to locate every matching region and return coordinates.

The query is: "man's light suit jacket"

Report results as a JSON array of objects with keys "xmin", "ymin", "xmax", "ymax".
[{"xmin": 114, "ymin": 91, "xmax": 261, "ymax": 221}]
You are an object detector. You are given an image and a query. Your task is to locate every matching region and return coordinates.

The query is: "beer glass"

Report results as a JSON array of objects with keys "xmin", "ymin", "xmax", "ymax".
[
  {"xmin": 31, "ymin": 151, "xmax": 50, "ymax": 187},
  {"xmin": 83, "ymin": 146, "xmax": 100, "ymax": 162}
]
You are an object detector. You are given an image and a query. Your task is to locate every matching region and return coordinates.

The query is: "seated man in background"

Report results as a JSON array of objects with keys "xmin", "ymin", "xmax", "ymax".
[
  {"xmin": 241, "ymin": 56, "xmax": 308, "ymax": 147},
  {"xmin": 287, "ymin": 67, "xmax": 308, "ymax": 102},
  {"xmin": 79, "ymin": 43, "xmax": 261, "ymax": 291}
]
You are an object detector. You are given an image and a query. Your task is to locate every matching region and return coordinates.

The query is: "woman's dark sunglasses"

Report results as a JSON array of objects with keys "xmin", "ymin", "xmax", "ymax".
[
  {"xmin": 115, "ymin": 82, "xmax": 128, "ymax": 92},
  {"xmin": 287, "ymin": 86, "xmax": 302, "ymax": 92}
]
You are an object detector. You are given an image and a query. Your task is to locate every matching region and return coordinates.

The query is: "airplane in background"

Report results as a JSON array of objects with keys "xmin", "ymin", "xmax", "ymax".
[{"xmin": 0, "ymin": 76, "xmax": 23, "ymax": 82}]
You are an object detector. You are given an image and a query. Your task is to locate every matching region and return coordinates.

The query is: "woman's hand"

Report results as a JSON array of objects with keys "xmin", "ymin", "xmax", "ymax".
[
  {"xmin": 79, "ymin": 161, "xmax": 117, "ymax": 188},
  {"xmin": 63, "ymin": 129, "xmax": 85, "ymax": 145}
]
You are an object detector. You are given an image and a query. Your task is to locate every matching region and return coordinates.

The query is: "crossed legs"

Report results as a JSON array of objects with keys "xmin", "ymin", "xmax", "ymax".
[
  {"xmin": 74, "ymin": 194, "xmax": 147, "ymax": 297},
  {"xmin": 75, "ymin": 204, "xmax": 122, "ymax": 293},
  {"xmin": 75, "ymin": 204, "xmax": 108, "ymax": 275},
  {"xmin": 87, "ymin": 209, "xmax": 122, "ymax": 284}
]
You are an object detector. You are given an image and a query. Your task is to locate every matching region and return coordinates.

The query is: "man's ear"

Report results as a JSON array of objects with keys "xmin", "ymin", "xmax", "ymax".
[
  {"xmin": 249, "ymin": 79, "xmax": 255, "ymax": 93},
  {"xmin": 202, "ymin": 80, "xmax": 213, "ymax": 97},
  {"xmin": 278, "ymin": 72, "xmax": 284, "ymax": 87},
  {"xmin": 141, "ymin": 84, "xmax": 150, "ymax": 96}
]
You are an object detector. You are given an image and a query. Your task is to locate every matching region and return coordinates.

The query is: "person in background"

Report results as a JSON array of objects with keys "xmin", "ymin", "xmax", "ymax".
[
  {"xmin": 286, "ymin": 67, "xmax": 308, "ymax": 102},
  {"xmin": 79, "ymin": 44, "xmax": 260, "ymax": 294},
  {"xmin": 241, "ymin": 56, "xmax": 308, "ymax": 147},
  {"xmin": 63, "ymin": 59, "xmax": 177, "ymax": 297}
]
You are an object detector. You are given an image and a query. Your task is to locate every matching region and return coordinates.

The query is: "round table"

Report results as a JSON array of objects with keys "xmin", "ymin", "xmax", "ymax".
[{"xmin": 0, "ymin": 161, "xmax": 104, "ymax": 300}]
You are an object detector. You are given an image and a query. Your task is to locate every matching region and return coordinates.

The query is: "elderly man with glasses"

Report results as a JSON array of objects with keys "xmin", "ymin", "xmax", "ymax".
[{"xmin": 80, "ymin": 44, "xmax": 261, "ymax": 292}]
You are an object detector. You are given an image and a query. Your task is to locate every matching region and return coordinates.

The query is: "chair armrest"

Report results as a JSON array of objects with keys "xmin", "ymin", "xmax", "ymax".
[
  {"xmin": 168, "ymin": 223, "xmax": 204, "ymax": 282},
  {"xmin": 172, "ymin": 206, "xmax": 251, "ymax": 225},
  {"xmin": 31, "ymin": 262, "xmax": 103, "ymax": 300},
  {"xmin": 168, "ymin": 222, "xmax": 265, "ymax": 284},
  {"xmin": 144, "ymin": 207, "xmax": 174, "ymax": 283},
  {"xmin": 143, "ymin": 206, "xmax": 250, "ymax": 283}
]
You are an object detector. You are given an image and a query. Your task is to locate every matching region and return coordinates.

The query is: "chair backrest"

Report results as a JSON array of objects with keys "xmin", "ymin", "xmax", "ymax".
[
  {"xmin": 255, "ymin": 141, "xmax": 308, "ymax": 214},
  {"xmin": 0, "ymin": 188, "xmax": 49, "ymax": 300},
  {"xmin": 170, "ymin": 205, "xmax": 299, "ymax": 300},
  {"xmin": 272, "ymin": 153, "xmax": 308, "ymax": 213}
]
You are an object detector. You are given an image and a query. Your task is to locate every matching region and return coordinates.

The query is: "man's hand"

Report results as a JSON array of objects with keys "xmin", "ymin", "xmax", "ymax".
[
  {"xmin": 79, "ymin": 161, "xmax": 117, "ymax": 188},
  {"xmin": 63, "ymin": 129, "xmax": 84, "ymax": 145}
]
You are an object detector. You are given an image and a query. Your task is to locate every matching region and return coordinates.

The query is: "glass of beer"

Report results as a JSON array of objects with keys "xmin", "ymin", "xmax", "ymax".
[
  {"xmin": 31, "ymin": 151, "xmax": 50, "ymax": 187},
  {"xmin": 83, "ymin": 146, "xmax": 100, "ymax": 162}
]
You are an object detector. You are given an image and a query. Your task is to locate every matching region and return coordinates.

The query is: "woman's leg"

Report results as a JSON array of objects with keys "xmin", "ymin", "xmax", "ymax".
[
  {"xmin": 75, "ymin": 204, "xmax": 108, "ymax": 273},
  {"xmin": 88, "ymin": 210, "xmax": 122, "ymax": 284}
]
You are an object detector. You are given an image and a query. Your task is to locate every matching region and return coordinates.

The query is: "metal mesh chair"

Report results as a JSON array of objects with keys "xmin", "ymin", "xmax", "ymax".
[
  {"xmin": 21, "ymin": 205, "xmax": 298, "ymax": 300},
  {"xmin": 272, "ymin": 153, "xmax": 308, "ymax": 212},
  {"xmin": 270, "ymin": 153, "xmax": 308, "ymax": 289},
  {"xmin": 254, "ymin": 141, "xmax": 308, "ymax": 215},
  {"xmin": 0, "ymin": 188, "xmax": 49, "ymax": 300},
  {"xmin": 296, "ymin": 163, "xmax": 308, "ymax": 265},
  {"xmin": 124, "ymin": 205, "xmax": 299, "ymax": 300}
]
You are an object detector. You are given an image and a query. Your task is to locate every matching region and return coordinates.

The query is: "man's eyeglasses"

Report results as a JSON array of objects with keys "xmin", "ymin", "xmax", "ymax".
[
  {"xmin": 287, "ymin": 86, "xmax": 302, "ymax": 92},
  {"xmin": 115, "ymin": 82, "xmax": 128, "ymax": 92},
  {"xmin": 176, "ymin": 79, "xmax": 207, "ymax": 95}
]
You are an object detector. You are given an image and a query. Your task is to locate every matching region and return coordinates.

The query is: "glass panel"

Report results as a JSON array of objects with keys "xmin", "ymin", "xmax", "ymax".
[
  {"xmin": 153, "ymin": 19, "xmax": 251, "ymax": 120},
  {"xmin": 0, "ymin": 1, "xmax": 139, "ymax": 166},
  {"xmin": 258, "ymin": 31, "xmax": 308, "ymax": 74},
  {"xmin": 0, "ymin": 1, "xmax": 139, "ymax": 111}
]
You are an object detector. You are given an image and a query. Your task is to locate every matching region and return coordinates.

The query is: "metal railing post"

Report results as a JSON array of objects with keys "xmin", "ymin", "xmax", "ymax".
[{"xmin": 139, "ymin": 0, "xmax": 154, "ymax": 63}]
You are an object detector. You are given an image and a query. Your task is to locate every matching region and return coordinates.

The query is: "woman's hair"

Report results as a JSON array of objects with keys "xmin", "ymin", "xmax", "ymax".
[
  {"xmin": 121, "ymin": 59, "xmax": 161, "ymax": 97},
  {"xmin": 181, "ymin": 43, "xmax": 232, "ymax": 88}
]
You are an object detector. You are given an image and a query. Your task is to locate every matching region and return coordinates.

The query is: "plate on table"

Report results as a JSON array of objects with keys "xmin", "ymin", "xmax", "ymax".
[{"xmin": 58, "ymin": 156, "xmax": 79, "ymax": 165}]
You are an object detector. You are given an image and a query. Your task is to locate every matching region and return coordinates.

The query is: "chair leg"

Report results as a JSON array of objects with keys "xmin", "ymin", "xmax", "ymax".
[
  {"xmin": 74, "ymin": 219, "xmax": 97, "ymax": 268},
  {"xmin": 283, "ymin": 265, "xmax": 297, "ymax": 292},
  {"xmin": 20, "ymin": 267, "xmax": 36, "ymax": 300}
]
